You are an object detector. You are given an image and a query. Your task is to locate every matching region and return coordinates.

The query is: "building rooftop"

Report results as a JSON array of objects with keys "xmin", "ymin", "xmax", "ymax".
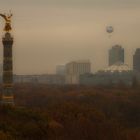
[
  {"xmin": 112, "ymin": 44, "xmax": 122, "ymax": 49},
  {"xmin": 103, "ymin": 62, "xmax": 132, "ymax": 73},
  {"xmin": 69, "ymin": 60, "xmax": 90, "ymax": 63}
]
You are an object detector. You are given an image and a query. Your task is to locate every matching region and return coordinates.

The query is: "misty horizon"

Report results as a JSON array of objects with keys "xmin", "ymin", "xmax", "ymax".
[{"xmin": 0, "ymin": 0, "xmax": 140, "ymax": 75}]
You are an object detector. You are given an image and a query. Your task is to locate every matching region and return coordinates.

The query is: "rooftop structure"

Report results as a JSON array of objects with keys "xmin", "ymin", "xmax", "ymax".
[{"xmin": 104, "ymin": 62, "xmax": 131, "ymax": 73}]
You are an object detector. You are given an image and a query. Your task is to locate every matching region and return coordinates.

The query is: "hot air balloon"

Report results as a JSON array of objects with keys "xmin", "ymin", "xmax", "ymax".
[{"xmin": 106, "ymin": 26, "xmax": 114, "ymax": 34}]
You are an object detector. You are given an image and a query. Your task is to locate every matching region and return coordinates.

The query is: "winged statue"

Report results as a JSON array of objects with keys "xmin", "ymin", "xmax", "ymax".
[{"xmin": 0, "ymin": 13, "xmax": 13, "ymax": 32}]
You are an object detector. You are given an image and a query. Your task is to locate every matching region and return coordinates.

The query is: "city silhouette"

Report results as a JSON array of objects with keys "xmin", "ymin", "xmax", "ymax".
[{"xmin": 0, "ymin": 1, "xmax": 139, "ymax": 140}]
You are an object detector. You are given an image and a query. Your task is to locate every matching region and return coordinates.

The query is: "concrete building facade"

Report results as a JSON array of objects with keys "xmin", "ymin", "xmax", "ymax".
[
  {"xmin": 109, "ymin": 45, "xmax": 124, "ymax": 66},
  {"xmin": 133, "ymin": 48, "xmax": 140, "ymax": 72},
  {"xmin": 65, "ymin": 60, "xmax": 91, "ymax": 84},
  {"xmin": 80, "ymin": 63, "xmax": 133, "ymax": 86},
  {"xmin": 56, "ymin": 65, "xmax": 66, "ymax": 75}
]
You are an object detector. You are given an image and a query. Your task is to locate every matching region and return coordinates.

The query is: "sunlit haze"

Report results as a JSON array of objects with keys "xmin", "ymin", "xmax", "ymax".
[{"xmin": 0, "ymin": 0, "xmax": 140, "ymax": 74}]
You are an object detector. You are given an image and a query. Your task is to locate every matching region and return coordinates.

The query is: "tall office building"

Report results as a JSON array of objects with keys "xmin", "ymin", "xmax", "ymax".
[
  {"xmin": 133, "ymin": 48, "xmax": 140, "ymax": 72},
  {"xmin": 109, "ymin": 45, "xmax": 124, "ymax": 66},
  {"xmin": 0, "ymin": 63, "xmax": 3, "ymax": 76},
  {"xmin": 65, "ymin": 60, "xmax": 91, "ymax": 84}
]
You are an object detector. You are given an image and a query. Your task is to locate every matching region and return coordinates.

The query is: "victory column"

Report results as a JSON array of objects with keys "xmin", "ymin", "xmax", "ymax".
[{"xmin": 0, "ymin": 13, "xmax": 14, "ymax": 105}]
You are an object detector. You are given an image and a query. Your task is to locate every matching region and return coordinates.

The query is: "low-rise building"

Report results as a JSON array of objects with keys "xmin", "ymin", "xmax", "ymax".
[
  {"xmin": 65, "ymin": 60, "xmax": 91, "ymax": 84},
  {"xmin": 80, "ymin": 62, "xmax": 134, "ymax": 86}
]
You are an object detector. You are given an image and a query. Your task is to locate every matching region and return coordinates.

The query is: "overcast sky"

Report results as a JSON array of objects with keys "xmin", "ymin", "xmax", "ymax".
[{"xmin": 0, "ymin": 0, "xmax": 140, "ymax": 74}]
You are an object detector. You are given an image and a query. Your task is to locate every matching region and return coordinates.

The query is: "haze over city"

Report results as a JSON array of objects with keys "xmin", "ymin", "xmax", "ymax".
[{"xmin": 0, "ymin": 0, "xmax": 140, "ymax": 74}]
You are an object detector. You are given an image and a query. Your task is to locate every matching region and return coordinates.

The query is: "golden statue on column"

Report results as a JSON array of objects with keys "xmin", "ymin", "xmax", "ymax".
[{"xmin": 0, "ymin": 13, "xmax": 12, "ymax": 32}]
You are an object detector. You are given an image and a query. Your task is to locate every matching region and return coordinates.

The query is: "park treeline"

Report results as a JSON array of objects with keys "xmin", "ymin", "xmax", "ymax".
[{"xmin": 0, "ymin": 84, "xmax": 139, "ymax": 140}]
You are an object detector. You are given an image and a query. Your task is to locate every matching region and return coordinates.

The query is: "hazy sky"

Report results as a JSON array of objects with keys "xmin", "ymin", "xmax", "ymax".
[{"xmin": 0, "ymin": 0, "xmax": 140, "ymax": 74}]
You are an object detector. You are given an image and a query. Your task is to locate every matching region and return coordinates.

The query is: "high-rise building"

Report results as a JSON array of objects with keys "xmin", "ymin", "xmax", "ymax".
[
  {"xmin": 109, "ymin": 45, "xmax": 124, "ymax": 66},
  {"xmin": 133, "ymin": 48, "xmax": 140, "ymax": 72},
  {"xmin": 65, "ymin": 60, "xmax": 91, "ymax": 84},
  {"xmin": 0, "ymin": 63, "xmax": 3, "ymax": 76}
]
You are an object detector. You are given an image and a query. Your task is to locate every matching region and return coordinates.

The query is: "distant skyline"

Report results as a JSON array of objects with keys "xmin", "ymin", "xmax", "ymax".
[{"xmin": 0, "ymin": 0, "xmax": 140, "ymax": 74}]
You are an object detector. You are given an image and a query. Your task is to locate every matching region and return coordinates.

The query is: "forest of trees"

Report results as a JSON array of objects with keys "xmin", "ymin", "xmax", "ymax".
[{"xmin": 0, "ymin": 84, "xmax": 139, "ymax": 140}]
